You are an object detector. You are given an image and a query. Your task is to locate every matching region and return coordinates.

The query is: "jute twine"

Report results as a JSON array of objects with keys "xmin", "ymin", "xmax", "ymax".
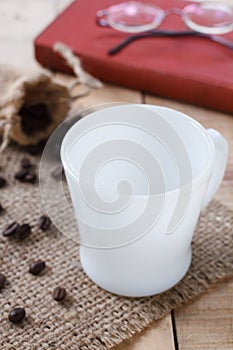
[{"xmin": 0, "ymin": 146, "xmax": 232, "ymax": 350}]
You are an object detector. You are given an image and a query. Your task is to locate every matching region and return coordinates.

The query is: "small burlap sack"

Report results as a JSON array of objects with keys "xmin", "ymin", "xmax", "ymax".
[
  {"xmin": 0, "ymin": 44, "xmax": 102, "ymax": 152},
  {"xmin": 0, "ymin": 64, "xmax": 71, "ymax": 149},
  {"xmin": 0, "ymin": 146, "xmax": 233, "ymax": 350}
]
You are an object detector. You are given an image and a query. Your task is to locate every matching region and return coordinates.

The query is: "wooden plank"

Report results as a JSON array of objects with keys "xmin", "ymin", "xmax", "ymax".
[
  {"xmin": 55, "ymin": 73, "xmax": 142, "ymax": 107},
  {"xmin": 74, "ymin": 84, "xmax": 142, "ymax": 107},
  {"xmin": 174, "ymin": 279, "xmax": 233, "ymax": 350},
  {"xmin": 115, "ymin": 316, "xmax": 176, "ymax": 350}
]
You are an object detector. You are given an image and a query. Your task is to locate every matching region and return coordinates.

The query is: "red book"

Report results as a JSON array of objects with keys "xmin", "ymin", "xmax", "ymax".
[{"xmin": 34, "ymin": 0, "xmax": 233, "ymax": 114}]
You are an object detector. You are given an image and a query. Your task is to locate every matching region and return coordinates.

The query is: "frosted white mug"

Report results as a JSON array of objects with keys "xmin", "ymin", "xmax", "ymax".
[{"xmin": 61, "ymin": 104, "xmax": 228, "ymax": 297}]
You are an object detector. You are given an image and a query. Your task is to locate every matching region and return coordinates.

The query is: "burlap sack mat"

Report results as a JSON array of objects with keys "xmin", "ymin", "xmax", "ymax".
[{"xmin": 0, "ymin": 147, "xmax": 233, "ymax": 350}]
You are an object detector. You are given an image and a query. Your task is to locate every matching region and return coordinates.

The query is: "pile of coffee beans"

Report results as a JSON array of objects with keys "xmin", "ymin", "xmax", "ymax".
[
  {"xmin": 2, "ymin": 212, "xmax": 52, "ymax": 241},
  {"xmin": 0, "ymin": 220, "xmax": 67, "ymax": 323},
  {"xmin": 1, "ymin": 157, "xmax": 67, "ymax": 324}
]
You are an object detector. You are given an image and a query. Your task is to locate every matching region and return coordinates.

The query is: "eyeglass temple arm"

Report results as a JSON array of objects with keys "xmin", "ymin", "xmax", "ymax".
[{"xmin": 108, "ymin": 30, "xmax": 233, "ymax": 55}]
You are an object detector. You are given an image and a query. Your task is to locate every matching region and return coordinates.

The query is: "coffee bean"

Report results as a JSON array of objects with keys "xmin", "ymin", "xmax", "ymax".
[
  {"xmin": 2, "ymin": 222, "xmax": 19, "ymax": 237},
  {"xmin": 51, "ymin": 165, "xmax": 64, "ymax": 181},
  {"xmin": 14, "ymin": 169, "xmax": 29, "ymax": 182},
  {"xmin": 16, "ymin": 223, "xmax": 31, "ymax": 240},
  {"xmin": 9, "ymin": 308, "xmax": 26, "ymax": 324},
  {"xmin": 52, "ymin": 287, "xmax": 66, "ymax": 301},
  {"xmin": 15, "ymin": 169, "xmax": 37, "ymax": 184},
  {"xmin": 38, "ymin": 215, "xmax": 51, "ymax": 231},
  {"xmin": 29, "ymin": 260, "xmax": 46, "ymax": 275},
  {"xmin": 0, "ymin": 273, "xmax": 6, "ymax": 290},
  {"xmin": 24, "ymin": 172, "xmax": 37, "ymax": 184},
  {"xmin": 0, "ymin": 176, "xmax": 7, "ymax": 189},
  {"xmin": 0, "ymin": 203, "xmax": 5, "ymax": 215},
  {"xmin": 21, "ymin": 157, "xmax": 32, "ymax": 170}
]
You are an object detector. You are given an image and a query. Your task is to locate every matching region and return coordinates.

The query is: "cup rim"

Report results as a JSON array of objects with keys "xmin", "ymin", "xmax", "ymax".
[{"xmin": 61, "ymin": 104, "xmax": 215, "ymax": 196}]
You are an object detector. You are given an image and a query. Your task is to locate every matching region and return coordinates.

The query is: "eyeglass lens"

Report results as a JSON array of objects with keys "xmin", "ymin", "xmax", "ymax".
[
  {"xmin": 183, "ymin": 2, "xmax": 233, "ymax": 34},
  {"xmin": 97, "ymin": 1, "xmax": 233, "ymax": 35},
  {"xmin": 97, "ymin": 2, "xmax": 164, "ymax": 33}
]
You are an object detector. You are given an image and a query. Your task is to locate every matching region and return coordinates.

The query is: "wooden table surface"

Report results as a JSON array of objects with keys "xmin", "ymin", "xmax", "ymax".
[{"xmin": 0, "ymin": 1, "xmax": 232, "ymax": 349}]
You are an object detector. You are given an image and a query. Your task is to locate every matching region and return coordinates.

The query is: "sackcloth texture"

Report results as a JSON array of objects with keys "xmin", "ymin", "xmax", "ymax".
[
  {"xmin": 0, "ymin": 64, "xmax": 70, "ymax": 149},
  {"xmin": 0, "ymin": 146, "xmax": 233, "ymax": 350}
]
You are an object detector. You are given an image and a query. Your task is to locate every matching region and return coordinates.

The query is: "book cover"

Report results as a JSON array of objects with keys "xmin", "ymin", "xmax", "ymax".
[{"xmin": 34, "ymin": 0, "xmax": 233, "ymax": 113}]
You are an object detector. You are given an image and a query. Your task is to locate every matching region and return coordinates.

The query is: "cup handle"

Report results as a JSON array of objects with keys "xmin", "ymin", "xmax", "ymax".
[{"xmin": 201, "ymin": 128, "xmax": 228, "ymax": 209}]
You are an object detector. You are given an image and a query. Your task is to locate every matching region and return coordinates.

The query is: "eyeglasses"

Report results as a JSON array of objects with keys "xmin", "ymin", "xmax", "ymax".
[
  {"xmin": 96, "ymin": 1, "xmax": 233, "ymax": 55},
  {"xmin": 97, "ymin": 1, "xmax": 233, "ymax": 34}
]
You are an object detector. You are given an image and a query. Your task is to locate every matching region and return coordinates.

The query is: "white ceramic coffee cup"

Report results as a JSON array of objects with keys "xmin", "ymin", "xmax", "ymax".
[{"xmin": 61, "ymin": 104, "xmax": 228, "ymax": 297}]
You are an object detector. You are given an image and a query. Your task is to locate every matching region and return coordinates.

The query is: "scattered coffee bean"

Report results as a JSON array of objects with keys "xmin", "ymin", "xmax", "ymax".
[
  {"xmin": 38, "ymin": 215, "xmax": 51, "ymax": 231},
  {"xmin": 0, "ymin": 203, "xmax": 5, "ymax": 215},
  {"xmin": 16, "ymin": 223, "xmax": 31, "ymax": 240},
  {"xmin": 53, "ymin": 287, "xmax": 66, "ymax": 301},
  {"xmin": 14, "ymin": 169, "xmax": 29, "ymax": 182},
  {"xmin": 2, "ymin": 222, "xmax": 19, "ymax": 237},
  {"xmin": 0, "ymin": 273, "xmax": 6, "ymax": 290},
  {"xmin": 24, "ymin": 172, "xmax": 37, "ymax": 183},
  {"xmin": 14, "ymin": 169, "xmax": 37, "ymax": 184},
  {"xmin": 29, "ymin": 260, "xmax": 46, "ymax": 275},
  {"xmin": 51, "ymin": 164, "xmax": 64, "ymax": 181},
  {"xmin": 0, "ymin": 176, "xmax": 7, "ymax": 189},
  {"xmin": 9, "ymin": 308, "xmax": 26, "ymax": 324},
  {"xmin": 21, "ymin": 157, "xmax": 32, "ymax": 170}
]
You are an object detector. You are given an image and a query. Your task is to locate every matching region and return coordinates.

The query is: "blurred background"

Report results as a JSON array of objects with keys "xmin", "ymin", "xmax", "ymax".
[{"xmin": 0, "ymin": 0, "xmax": 73, "ymax": 68}]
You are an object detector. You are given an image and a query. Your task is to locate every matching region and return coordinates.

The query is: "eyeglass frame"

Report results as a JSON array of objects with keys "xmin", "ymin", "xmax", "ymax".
[
  {"xmin": 96, "ymin": 1, "xmax": 233, "ymax": 55},
  {"xmin": 96, "ymin": 1, "xmax": 233, "ymax": 35}
]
